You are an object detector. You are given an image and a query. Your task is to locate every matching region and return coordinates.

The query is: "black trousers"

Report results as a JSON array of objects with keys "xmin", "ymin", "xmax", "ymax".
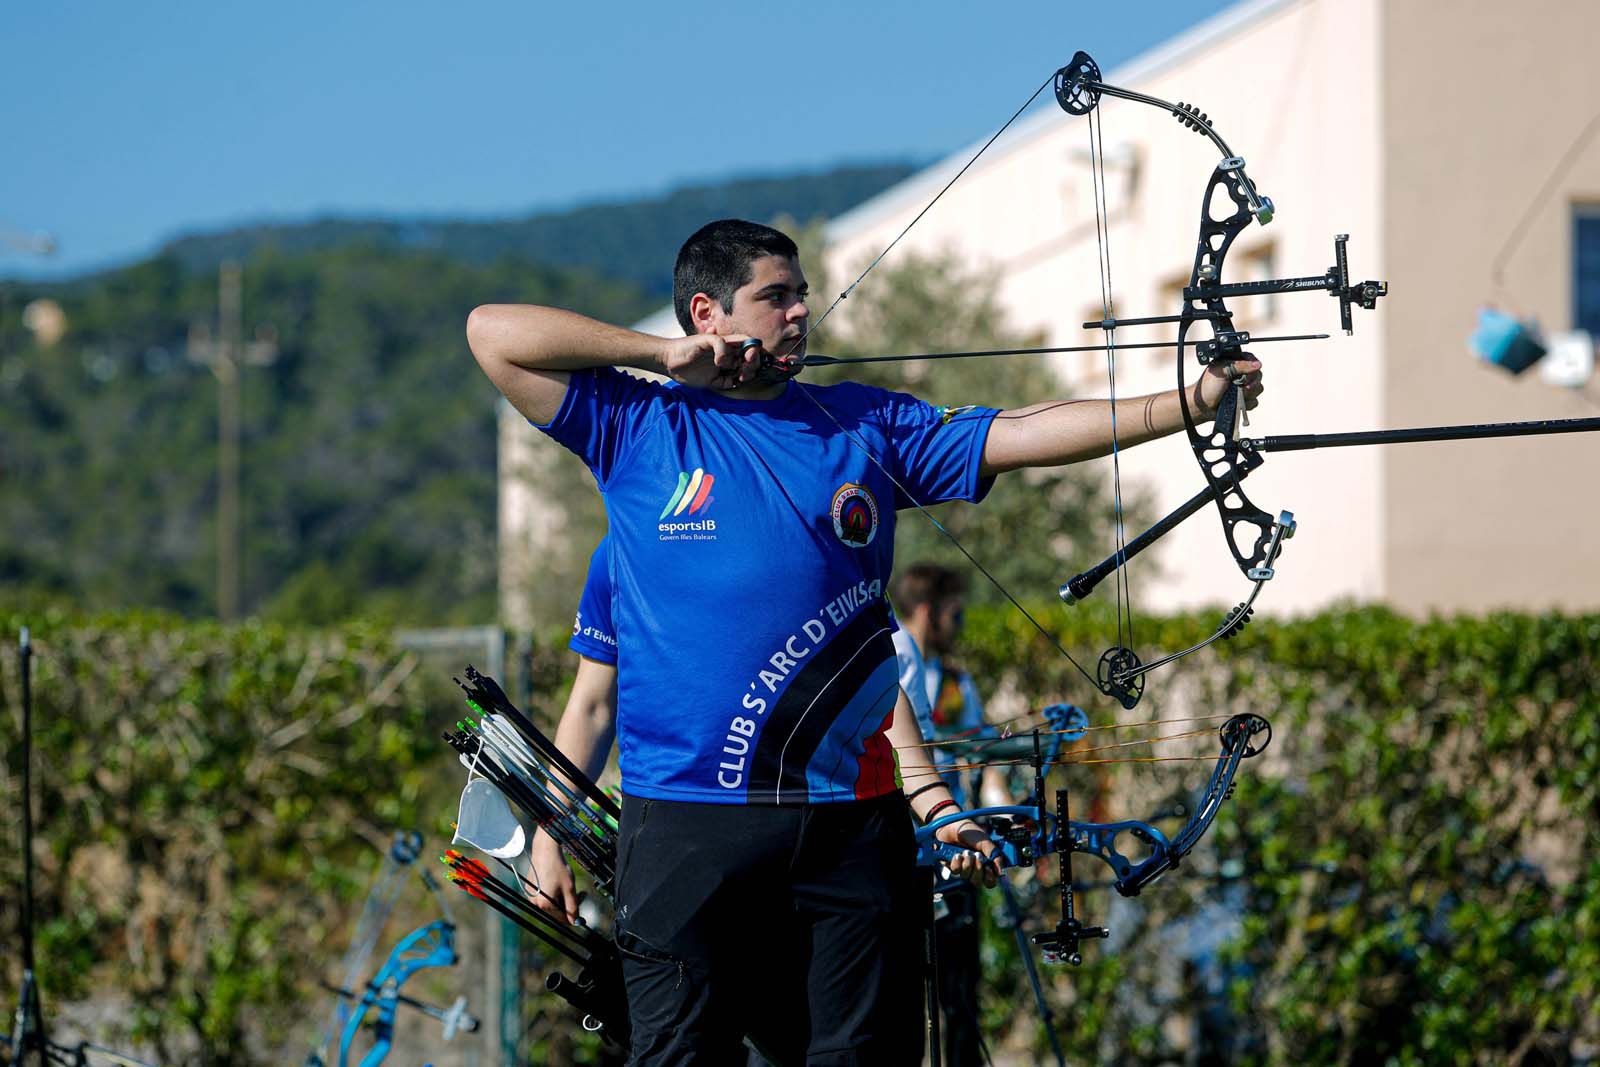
[{"xmin": 614, "ymin": 792, "xmax": 927, "ymax": 1067}]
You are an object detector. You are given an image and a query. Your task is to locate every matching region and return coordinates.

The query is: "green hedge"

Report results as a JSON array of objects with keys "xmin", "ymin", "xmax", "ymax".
[
  {"xmin": 951, "ymin": 603, "xmax": 1599, "ymax": 1065},
  {"xmin": 3, "ymin": 606, "xmax": 1595, "ymax": 1064},
  {"xmin": 0, "ymin": 607, "xmax": 473, "ymax": 1064}
]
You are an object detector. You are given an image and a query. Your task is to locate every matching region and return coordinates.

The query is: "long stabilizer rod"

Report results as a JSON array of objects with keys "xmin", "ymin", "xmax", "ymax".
[{"xmin": 1249, "ymin": 416, "xmax": 1600, "ymax": 452}]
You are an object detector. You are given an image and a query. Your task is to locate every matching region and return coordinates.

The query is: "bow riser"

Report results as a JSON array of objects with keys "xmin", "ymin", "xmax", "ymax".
[{"xmin": 1177, "ymin": 163, "xmax": 1280, "ymax": 580}]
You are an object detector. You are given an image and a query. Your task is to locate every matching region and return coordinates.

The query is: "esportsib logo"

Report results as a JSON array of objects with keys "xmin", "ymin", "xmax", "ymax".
[
  {"xmin": 657, "ymin": 467, "xmax": 720, "ymax": 542},
  {"xmin": 659, "ymin": 467, "xmax": 716, "ymax": 519}
]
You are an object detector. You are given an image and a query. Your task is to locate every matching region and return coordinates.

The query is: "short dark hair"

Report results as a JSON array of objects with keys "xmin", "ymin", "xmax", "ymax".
[
  {"xmin": 673, "ymin": 219, "xmax": 799, "ymax": 334},
  {"xmin": 893, "ymin": 563, "xmax": 967, "ymax": 613}
]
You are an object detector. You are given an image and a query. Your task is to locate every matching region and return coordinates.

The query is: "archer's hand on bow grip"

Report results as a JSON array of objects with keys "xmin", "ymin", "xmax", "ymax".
[
  {"xmin": 915, "ymin": 815, "xmax": 1009, "ymax": 888},
  {"xmin": 917, "ymin": 835, "xmax": 1020, "ymax": 871},
  {"xmin": 1196, "ymin": 356, "xmax": 1264, "ymax": 416}
]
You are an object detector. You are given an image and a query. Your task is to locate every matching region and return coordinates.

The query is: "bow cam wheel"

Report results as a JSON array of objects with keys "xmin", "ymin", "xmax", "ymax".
[
  {"xmin": 1097, "ymin": 646, "xmax": 1144, "ymax": 710},
  {"xmin": 1055, "ymin": 51, "xmax": 1102, "ymax": 115}
]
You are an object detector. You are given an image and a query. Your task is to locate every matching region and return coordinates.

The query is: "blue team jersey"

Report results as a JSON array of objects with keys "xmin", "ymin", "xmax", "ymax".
[
  {"xmin": 537, "ymin": 367, "xmax": 997, "ymax": 805},
  {"xmin": 569, "ymin": 537, "xmax": 618, "ymax": 664}
]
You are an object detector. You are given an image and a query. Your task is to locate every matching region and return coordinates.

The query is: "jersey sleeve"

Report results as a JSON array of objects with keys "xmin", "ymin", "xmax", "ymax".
[
  {"xmin": 881, "ymin": 390, "xmax": 1000, "ymax": 509},
  {"xmin": 568, "ymin": 537, "xmax": 619, "ymax": 664},
  {"xmin": 533, "ymin": 366, "xmax": 662, "ymax": 487}
]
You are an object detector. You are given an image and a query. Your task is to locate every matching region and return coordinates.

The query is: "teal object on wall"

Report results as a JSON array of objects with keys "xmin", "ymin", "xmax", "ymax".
[{"xmin": 1470, "ymin": 307, "xmax": 1547, "ymax": 374}]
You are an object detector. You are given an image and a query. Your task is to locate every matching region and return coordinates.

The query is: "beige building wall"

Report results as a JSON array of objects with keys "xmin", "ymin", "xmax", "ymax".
[
  {"xmin": 820, "ymin": 0, "xmax": 1600, "ymax": 617},
  {"xmin": 823, "ymin": 0, "xmax": 1391, "ymax": 616},
  {"xmin": 1380, "ymin": 0, "xmax": 1600, "ymax": 611}
]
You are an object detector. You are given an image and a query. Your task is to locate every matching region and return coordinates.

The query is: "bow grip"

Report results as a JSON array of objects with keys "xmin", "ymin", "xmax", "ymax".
[
  {"xmin": 914, "ymin": 804, "xmax": 1048, "ymax": 871},
  {"xmin": 916, "ymin": 835, "xmax": 1021, "ymax": 871}
]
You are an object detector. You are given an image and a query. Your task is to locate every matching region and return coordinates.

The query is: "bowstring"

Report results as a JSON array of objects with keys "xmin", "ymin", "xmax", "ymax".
[
  {"xmin": 778, "ymin": 68, "xmax": 1112, "ymax": 695},
  {"xmin": 912, "ymin": 724, "xmax": 1218, "ymax": 770},
  {"xmin": 914, "ymin": 711, "xmax": 1239, "ymax": 750},
  {"xmin": 784, "ymin": 71, "xmax": 1059, "ymax": 357},
  {"xmin": 779, "ymin": 67, "xmax": 1155, "ymax": 715},
  {"xmin": 1088, "ymin": 103, "xmax": 1135, "ymax": 656},
  {"xmin": 796, "ymin": 384, "xmax": 1100, "ymax": 693},
  {"xmin": 942, "ymin": 753, "xmax": 1231, "ymax": 774}
]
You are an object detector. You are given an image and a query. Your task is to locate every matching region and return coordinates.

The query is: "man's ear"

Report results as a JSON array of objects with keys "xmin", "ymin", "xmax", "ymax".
[{"xmin": 688, "ymin": 292, "xmax": 722, "ymax": 335}]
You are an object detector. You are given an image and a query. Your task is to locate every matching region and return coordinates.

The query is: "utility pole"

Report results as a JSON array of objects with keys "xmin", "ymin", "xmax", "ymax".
[{"xmin": 188, "ymin": 261, "xmax": 276, "ymax": 620}]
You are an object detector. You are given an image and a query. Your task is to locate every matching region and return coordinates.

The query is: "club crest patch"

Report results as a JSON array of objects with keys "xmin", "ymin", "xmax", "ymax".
[{"xmin": 830, "ymin": 483, "xmax": 879, "ymax": 548}]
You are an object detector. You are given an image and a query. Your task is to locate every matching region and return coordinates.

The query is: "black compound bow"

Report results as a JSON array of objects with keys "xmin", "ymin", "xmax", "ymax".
[
  {"xmin": 916, "ymin": 712, "xmax": 1271, "ymax": 965},
  {"xmin": 1047, "ymin": 50, "xmax": 1386, "ymax": 709}
]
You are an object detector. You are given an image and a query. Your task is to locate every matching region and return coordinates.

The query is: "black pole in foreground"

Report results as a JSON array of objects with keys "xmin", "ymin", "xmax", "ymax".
[
  {"xmin": 924, "ymin": 878, "xmax": 942, "ymax": 1067},
  {"xmin": 9, "ymin": 627, "xmax": 47, "ymax": 1067},
  {"xmin": 1, "ymin": 631, "xmax": 163, "ymax": 1067}
]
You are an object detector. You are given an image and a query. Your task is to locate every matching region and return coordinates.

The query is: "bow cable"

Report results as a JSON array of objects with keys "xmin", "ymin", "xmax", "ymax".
[
  {"xmin": 1087, "ymin": 99, "xmax": 1136, "ymax": 665},
  {"xmin": 787, "ymin": 72, "xmax": 1059, "ymax": 354},
  {"xmin": 795, "ymin": 382, "xmax": 1102, "ymax": 694}
]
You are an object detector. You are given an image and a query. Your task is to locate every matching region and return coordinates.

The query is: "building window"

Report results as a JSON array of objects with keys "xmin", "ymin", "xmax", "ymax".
[{"xmin": 1573, "ymin": 205, "xmax": 1600, "ymax": 335}]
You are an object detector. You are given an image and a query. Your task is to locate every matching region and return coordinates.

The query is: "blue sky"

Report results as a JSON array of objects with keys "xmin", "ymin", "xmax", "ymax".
[{"xmin": 1, "ymin": 1, "xmax": 1235, "ymax": 279}]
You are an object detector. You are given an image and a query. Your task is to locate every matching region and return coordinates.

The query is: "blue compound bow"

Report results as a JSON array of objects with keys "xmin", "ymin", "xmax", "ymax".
[
  {"xmin": 916, "ymin": 712, "xmax": 1272, "ymax": 965},
  {"xmin": 306, "ymin": 831, "xmax": 478, "ymax": 1067}
]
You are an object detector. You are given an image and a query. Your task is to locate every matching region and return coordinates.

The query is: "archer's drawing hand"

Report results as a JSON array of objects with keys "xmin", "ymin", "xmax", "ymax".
[
  {"xmin": 527, "ymin": 829, "xmax": 581, "ymax": 923},
  {"xmin": 659, "ymin": 333, "xmax": 761, "ymax": 391},
  {"xmin": 1195, "ymin": 356, "xmax": 1264, "ymax": 417},
  {"xmin": 936, "ymin": 818, "xmax": 1002, "ymax": 889}
]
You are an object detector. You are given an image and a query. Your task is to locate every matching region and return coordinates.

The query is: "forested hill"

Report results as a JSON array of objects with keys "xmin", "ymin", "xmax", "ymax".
[
  {"xmin": 0, "ymin": 248, "xmax": 646, "ymax": 624},
  {"xmin": 149, "ymin": 161, "xmax": 917, "ymax": 297},
  {"xmin": 0, "ymin": 160, "xmax": 916, "ymax": 624}
]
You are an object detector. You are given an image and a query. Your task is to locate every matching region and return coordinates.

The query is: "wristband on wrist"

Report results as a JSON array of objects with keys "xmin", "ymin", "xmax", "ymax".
[
  {"xmin": 923, "ymin": 798, "xmax": 960, "ymax": 824},
  {"xmin": 905, "ymin": 781, "xmax": 947, "ymax": 805}
]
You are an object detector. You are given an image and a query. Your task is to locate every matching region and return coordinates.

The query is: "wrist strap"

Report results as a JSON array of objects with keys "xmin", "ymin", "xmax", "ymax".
[
  {"xmin": 905, "ymin": 781, "xmax": 947, "ymax": 804},
  {"xmin": 923, "ymin": 798, "xmax": 960, "ymax": 825}
]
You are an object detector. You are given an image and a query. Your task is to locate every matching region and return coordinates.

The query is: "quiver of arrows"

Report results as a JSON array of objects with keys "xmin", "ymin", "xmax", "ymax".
[{"xmin": 440, "ymin": 666, "xmax": 627, "ymax": 1043}]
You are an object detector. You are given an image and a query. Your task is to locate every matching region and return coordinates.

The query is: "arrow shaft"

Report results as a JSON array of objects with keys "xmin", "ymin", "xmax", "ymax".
[{"xmin": 803, "ymin": 333, "xmax": 1324, "ymax": 367}]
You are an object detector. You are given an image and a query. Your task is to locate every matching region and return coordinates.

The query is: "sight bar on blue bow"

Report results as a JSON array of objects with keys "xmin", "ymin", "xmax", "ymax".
[{"xmin": 318, "ymin": 980, "xmax": 478, "ymax": 1038}]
